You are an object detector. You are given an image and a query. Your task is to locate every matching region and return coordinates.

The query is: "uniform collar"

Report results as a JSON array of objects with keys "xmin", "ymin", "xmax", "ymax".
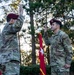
[{"xmin": 52, "ymin": 30, "xmax": 61, "ymax": 36}]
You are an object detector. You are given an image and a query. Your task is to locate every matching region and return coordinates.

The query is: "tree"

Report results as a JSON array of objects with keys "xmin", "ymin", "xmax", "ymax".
[{"xmin": 23, "ymin": 0, "xmax": 46, "ymax": 64}]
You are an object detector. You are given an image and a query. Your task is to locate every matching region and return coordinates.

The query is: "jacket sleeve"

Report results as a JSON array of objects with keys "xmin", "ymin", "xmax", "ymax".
[
  {"xmin": 7, "ymin": 15, "xmax": 24, "ymax": 33},
  {"xmin": 0, "ymin": 33, "xmax": 3, "ymax": 49},
  {"xmin": 62, "ymin": 33, "xmax": 73, "ymax": 65}
]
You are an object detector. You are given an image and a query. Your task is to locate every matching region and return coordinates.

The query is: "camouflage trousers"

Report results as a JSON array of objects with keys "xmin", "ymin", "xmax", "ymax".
[
  {"xmin": 0, "ymin": 61, "xmax": 20, "ymax": 75},
  {"xmin": 51, "ymin": 66, "xmax": 70, "ymax": 75}
]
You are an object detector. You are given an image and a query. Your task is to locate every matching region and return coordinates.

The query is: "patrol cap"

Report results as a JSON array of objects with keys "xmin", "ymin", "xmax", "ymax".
[
  {"xmin": 7, "ymin": 13, "xmax": 19, "ymax": 22},
  {"xmin": 50, "ymin": 18, "xmax": 62, "ymax": 27}
]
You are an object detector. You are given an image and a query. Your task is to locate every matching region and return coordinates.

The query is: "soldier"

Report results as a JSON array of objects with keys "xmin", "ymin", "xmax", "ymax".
[
  {"xmin": 0, "ymin": 5, "xmax": 24, "ymax": 75},
  {"xmin": 43, "ymin": 18, "xmax": 73, "ymax": 75}
]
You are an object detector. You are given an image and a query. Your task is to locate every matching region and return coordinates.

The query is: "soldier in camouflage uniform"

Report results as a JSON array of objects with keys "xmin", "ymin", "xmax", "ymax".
[
  {"xmin": 0, "ymin": 5, "xmax": 24, "ymax": 75},
  {"xmin": 44, "ymin": 19, "xmax": 73, "ymax": 75}
]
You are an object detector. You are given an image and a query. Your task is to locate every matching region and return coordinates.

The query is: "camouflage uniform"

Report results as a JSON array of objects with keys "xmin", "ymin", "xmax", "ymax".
[
  {"xmin": 0, "ymin": 15, "xmax": 24, "ymax": 75},
  {"xmin": 0, "ymin": 32, "xmax": 2, "ymax": 50},
  {"xmin": 44, "ymin": 30, "xmax": 73, "ymax": 75}
]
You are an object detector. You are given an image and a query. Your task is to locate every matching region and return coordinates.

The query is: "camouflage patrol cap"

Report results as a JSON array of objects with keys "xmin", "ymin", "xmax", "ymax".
[
  {"xmin": 50, "ymin": 18, "xmax": 62, "ymax": 27},
  {"xmin": 7, "ymin": 13, "xmax": 19, "ymax": 22}
]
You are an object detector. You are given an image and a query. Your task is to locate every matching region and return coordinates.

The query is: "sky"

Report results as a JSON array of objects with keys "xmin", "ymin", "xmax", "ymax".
[
  {"xmin": 0, "ymin": 7, "xmax": 4, "ymax": 21},
  {"xmin": 0, "ymin": 0, "xmax": 12, "ymax": 21}
]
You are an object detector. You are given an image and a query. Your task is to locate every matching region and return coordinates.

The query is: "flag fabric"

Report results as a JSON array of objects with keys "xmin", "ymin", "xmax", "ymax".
[{"xmin": 38, "ymin": 33, "xmax": 46, "ymax": 75}]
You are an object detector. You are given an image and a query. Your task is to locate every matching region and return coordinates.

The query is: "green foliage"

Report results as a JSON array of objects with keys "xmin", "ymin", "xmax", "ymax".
[
  {"xmin": 61, "ymin": 20, "xmax": 74, "ymax": 44},
  {"xmin": 52, "ymin": 0, "xmax": 74, "ymax": 17},
  {"xmin": 20, "ymin": 65, "xmax": 40, "ymax": 75},
  {"xmin": 70, "ymin": 60, "xmax": 74, "ymax": 73},
  {"xmin": 20, "ymin": 62, "xmax": 74, "ymax": 75},
  {"xmin": 23, "ymin": 1, "xmax": 44, "ymax": 12},
  {"xmin": 29, "ymin": 2, "xmax": 44, "ymax": 10},
  {"xmin": 20, "ymin": 65, "xmax": 51, "ymax": 75},
  {"xmin": 69, "ymin": 31, "xmax": 74, "ymax": 44}
]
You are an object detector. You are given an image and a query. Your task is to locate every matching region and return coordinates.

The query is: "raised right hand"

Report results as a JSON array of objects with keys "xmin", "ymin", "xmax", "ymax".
[
  {"xmin": 18, "ymin": 4, "xmax": 23, "ymax": 15},
  {"xmin": 43, "ymin": 25, "xmax": 48, "ymax": 32}
]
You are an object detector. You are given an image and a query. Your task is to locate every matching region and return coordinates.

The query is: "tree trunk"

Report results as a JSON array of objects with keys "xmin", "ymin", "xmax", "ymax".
[{"xmin": 29, "ymin": 0, "xmax": 36, "ymax": 64}]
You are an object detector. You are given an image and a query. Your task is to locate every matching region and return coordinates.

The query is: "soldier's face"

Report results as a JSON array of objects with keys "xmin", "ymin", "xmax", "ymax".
[
  {"xmin": 50, "ymin": 22, "xmax": 58, "ymax": 31},
  {"xmin": 9, "ymin": 19, "xmax": 16, "ymax": 24}
]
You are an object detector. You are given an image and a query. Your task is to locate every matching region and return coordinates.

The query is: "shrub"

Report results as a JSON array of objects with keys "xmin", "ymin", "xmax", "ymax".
[
  {"xmin": 20, "ymin": 65, "xmax": 51, "ymax": 75},
  {"xmin": 20, "ymin": 61, "xmax": 74, "ymax": 75}
]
